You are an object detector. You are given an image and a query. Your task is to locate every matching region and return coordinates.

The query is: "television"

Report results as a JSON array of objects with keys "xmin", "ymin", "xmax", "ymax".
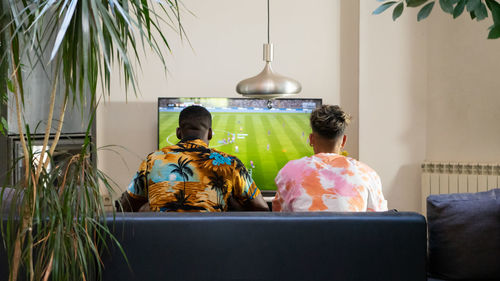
[{"xmin": 158, "ymin": 97, "xmax": 322, "ymax": 192}]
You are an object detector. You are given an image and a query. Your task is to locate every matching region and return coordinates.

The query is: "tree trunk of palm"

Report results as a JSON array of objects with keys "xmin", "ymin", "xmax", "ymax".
[{"xmin": 8, "ymin": 50, "xmax": 66, "ymax": 281}]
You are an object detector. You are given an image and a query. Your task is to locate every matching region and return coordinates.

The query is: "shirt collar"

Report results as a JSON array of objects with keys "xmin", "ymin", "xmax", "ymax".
[{"xmin": 178, "ymin": 137, "xmax": 209, "ymax": 147}]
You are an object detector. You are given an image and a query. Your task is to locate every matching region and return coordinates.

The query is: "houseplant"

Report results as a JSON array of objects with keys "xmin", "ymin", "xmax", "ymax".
[
  {"xmin": 374, "ymin": 0, "xmax": 500, "ymax": 39},
  {"xmin": 0, "ymin": 0, "xmax": 186, "ymax": 280}
]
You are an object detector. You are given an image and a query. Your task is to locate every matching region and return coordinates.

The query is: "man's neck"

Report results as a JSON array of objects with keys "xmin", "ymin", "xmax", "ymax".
[
  {"xmin": 313, "ymin": 144, "xmax": 341, "ymax": 155},
  {"xmin": 180, "ymin": 136, "xmax": 209, "ymax": 146}
]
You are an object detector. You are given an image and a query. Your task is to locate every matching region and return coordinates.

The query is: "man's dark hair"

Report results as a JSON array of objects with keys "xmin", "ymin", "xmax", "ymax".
[
  {"xmin": 178, "ymin": 105, "xmax": 212, "ymax": 132},
  {"xmin": 310, "ymin": 105, "xmax": 351, "ymax": 140}
]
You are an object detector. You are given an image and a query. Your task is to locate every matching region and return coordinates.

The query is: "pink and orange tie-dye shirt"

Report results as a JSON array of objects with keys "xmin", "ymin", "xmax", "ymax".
[{"xmin": 272, "ymin": 153, "xmax": 387, "ymax": 212}]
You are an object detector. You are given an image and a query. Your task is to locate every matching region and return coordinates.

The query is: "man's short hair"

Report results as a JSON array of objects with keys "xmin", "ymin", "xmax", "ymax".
[
  {"xmin": 179, "ymin": 105, "xmax": 212, "ymax": 131},
  {"xmin": 310, "ymin": 105, "xmax": 351, "ymax": 140}
]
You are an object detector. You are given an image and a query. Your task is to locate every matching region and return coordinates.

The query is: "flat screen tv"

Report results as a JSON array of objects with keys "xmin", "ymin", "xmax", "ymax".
[{"xmin": 158, "ymin": 97, "xmax": 322, "ymax": 192}]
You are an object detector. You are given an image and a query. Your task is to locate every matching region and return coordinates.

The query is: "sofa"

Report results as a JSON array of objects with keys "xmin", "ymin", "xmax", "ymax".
[
  {"xmin": 426, "ymin": 188, "xmax": 500, "ymax": 281},
  {"xmin": 100, "ymin": 211, "xmax": 427, "ymax": 281},
  {"xmin": 2, "ymin": 187, "xmax": 498, "ymax": 281}
]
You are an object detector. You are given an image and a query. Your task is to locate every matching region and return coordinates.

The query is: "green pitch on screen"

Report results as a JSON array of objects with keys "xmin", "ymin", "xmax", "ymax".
[{"xmin": 159, "ymin": 112, "xmax": 313, "ymax": 190}]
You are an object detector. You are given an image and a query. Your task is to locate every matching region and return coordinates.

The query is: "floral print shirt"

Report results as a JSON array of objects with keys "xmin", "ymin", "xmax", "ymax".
[
  {"xmin": 273, "ymin": 153, "xmax": 387, "ymax": 212},
  {"xmin": 127, "ymin": 138, "xmax": 260, "ymax": 212}
]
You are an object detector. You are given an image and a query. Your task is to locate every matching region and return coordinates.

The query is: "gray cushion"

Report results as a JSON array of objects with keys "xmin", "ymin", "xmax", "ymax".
[{"xmin": 427, "ymin": 189, "xmax": 500, "ymax": 280}]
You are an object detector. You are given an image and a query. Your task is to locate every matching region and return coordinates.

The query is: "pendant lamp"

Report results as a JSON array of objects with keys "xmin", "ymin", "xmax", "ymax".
[{"xmin": 236, "ymin": 0, "xmax": 301, "ymax": 99}]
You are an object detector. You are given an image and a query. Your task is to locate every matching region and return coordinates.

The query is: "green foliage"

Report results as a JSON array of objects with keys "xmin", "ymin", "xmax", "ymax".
[
  {"xmin": 394, "ymin": 2, "xmax": 406, "ymax": 20},
  {"xmin": 5, "ymin": 0, "xmax": 186, "ymax": 104},
  {"xmin": 418, "ymin": 2, "xmax": 436, "ymax": 20},
  {"xmin": 1, "ymin": 130, "xmax": 125, "ymax": 280},
  {"xmin": 374, "ymin": 0, "xmax": 500, "ymax": 39},
  {"xmin": 1, "ymin": 0, "xmax": 188, "ymax": 280},
  {"xmin": 0, "ymin": 10, "xmax": 7, "ymax": 136}
]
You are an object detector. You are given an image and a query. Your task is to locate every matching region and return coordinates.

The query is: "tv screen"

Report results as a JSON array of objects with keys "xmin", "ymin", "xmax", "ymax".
[{"xmin": 158, "ymin": 97, "xmax": 322, "ymax": 191}]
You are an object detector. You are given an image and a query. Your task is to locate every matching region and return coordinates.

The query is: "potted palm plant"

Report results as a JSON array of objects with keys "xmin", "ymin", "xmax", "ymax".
[{"xmin": 0, "ymin": 0, "xmax": 186, "ymax": 280}]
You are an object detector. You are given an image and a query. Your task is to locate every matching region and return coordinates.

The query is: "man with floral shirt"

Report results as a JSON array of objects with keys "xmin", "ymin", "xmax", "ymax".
[
  {"xmin": 118, "ymin": 105, "xmax": 269, "ymax": 212},
  {"xmin": 273, "ymin": 105, "xmax": 387, "ymax": 212}
]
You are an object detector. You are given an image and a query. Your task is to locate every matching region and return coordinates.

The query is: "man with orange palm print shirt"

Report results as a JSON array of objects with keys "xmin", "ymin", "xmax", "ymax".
[
  {"xmin": 118, "ymin": 105, "xmax": 269, "ymax": 212},
  {"xmin": 273, "ymin": 105, "xmax": 387, "ymax": 212}
]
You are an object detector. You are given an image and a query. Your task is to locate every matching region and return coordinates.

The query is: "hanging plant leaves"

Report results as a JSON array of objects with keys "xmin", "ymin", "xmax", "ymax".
[
  {"xmin": 439, "ymin": 0, "xmax": 455, "ymax": 13},
  {"xmin": 418, "ymin": 1, "xmax": 436, "ymax": 21},
  {"xmin": 393, "ymin": 2, "xmax": 405, "ymax": 20},
  {"xmin": 466, "ymin": 0, "xmax": 481, "ymax": 12},
  {"xmin": 475, "ymin": 2, "xmax": 489, "ymax": 21},
  {"xmin": 374, "ymin": 0, "xmax": 500, "ymax": 39},
  {"xmin": 407, "ymin": 0, "xmax": 429, "ymax": 7},
  {"xmin": 373, "ymin": 1, "xmax": 398, "ymax": 14},
  {"xmin": 488, "ymin": 25, "xmax": 500, "ymax": 38},
  {"xmin": 454, "ymin": 0, "xmax": 466, "ymax": 18},
  {"xmin": 486, "ymin": 0, "xmax": 500, "ymax": 25}
]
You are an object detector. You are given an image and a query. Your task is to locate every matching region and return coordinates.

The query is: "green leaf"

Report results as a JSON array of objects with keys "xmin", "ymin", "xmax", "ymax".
[
  {"xmin": 439, "ymin": 0, "xmax": 455, "ymax": 13},
  {"xmin": 393, "ymin": 2, "xmax": 405, "ymax": 20},
  {"xmin": 486, "ymin": 0, "xmax": 500, "ymax": 25},
  {"xmin": 7, "ymin": 80, "xmax": 14, "ymax": 93},
  {"xmin": 406, "ymin": 0, "xmax": 429, "ymax": 7},
  {"xmin": 418, "ymin": 1, "xmax": 435, "ymax": 20},
  {"xmin": 0, "ymin": 117, "xmax": 6, "ymax": 135},
  {"xmin": 373, "ymin": 1, "xmax": 398, "ymax": 15},
  {"xmin": 466, "ymin": 0, "xmax": 481, "ymax": 12},
  {"xmin": 470, "ymin": 10, "xmax": 477, "ymax": 19},
  {"xmin": 475, "ymin": 2, "xmax": 489, "ymax": 21},
  {"xmin": 488, "ymin": 25, "xmax": 500, "ymax": 38},
  {"xmin": 453, "ymin": 0, "xmax": 466, "ymax": 18}
]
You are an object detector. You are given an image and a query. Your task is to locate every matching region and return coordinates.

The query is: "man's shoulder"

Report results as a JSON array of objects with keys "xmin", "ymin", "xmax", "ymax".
[
  {"xmin": 350, "ymin": 158, "xmax": 380, "ymax": 178},
  {"xmin": 280, "ymin": 156, "xmax": 311, "ymax": 173}
]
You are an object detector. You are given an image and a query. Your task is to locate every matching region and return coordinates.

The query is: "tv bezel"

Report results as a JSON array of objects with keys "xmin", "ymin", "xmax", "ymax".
[{"xmin": 157, "ymin": 97, "xmax": 323, "ymax": 195}]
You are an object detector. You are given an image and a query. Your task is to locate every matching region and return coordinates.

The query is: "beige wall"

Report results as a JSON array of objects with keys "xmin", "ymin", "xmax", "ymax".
[
  {"xmin": 98, "ymin": 1, "xmax": 500, "ymax": 210},
  {"xmin": 97, "ymin": 0, "xmax": 345, "ymax": 199},
  {"xmin": 359, "ymin": 2, "xmax": 428, "ymax": 212},
  {"xmin": 426, "ymin": 14, "xmax": 500, "ymax": 163}
]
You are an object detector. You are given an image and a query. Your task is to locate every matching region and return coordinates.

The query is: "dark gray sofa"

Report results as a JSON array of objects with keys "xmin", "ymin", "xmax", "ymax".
[{"xmin": 101, "ymin": 212, "xmax": 427, "ymax": 281}]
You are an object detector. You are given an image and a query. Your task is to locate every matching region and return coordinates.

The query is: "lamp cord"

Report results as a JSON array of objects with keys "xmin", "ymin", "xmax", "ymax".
[{"xmin": 267, "ymin": 0, "xmax": 270, "ymax": 44}]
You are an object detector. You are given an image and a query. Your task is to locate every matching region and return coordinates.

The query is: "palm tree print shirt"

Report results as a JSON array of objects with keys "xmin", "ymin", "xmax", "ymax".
[{"xmin": 127, "ymin": 138, "xmax": 261, "ymax": 212}]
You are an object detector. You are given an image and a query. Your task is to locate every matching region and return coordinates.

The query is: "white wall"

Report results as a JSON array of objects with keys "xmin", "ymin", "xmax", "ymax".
[
  {"xmin": 97, "ymin": 0, "xmax": 344, "ymax": 199},
  {"xmin": 426, "ymin": 14, "xmax": 500, "ymax": 163},
  {"xmin": 359, "ymin": 3, "xmax": 500, "ymax": 212},
  {"xmin": 359, "ymin": 2, "xmax": 428, "ymax": 212},
  {"xmin": 98, "ymin": 1, "xmax": 500, "ymax": 210}
]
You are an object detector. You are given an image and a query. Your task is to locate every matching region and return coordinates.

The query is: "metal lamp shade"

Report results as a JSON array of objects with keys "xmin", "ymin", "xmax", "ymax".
[
  {"xmin": 236, "ymin": 43, "xmax": 301, "ymax": 99},
  {"xmin": 236, "ymin": 62, "xmax": 301, "ymax": 99}
]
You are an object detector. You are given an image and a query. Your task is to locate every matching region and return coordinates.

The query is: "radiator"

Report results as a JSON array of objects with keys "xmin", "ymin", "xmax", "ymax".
[{"xmin": 421, "ymin": 162, "xmax": 500, "ymax": 214}]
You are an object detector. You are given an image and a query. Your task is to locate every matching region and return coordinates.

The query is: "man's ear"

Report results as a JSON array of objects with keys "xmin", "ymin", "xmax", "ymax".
[
  {"xmin": 341, "ymin": 135, "xmax": 347, "ymax": 148},
  {"xmin": 176, "ymin": 127, "xmax": 182, "ymax": 140},
  {"xmin": 207, "ymin": 128, "xmax": 213, "ymax": 140},
  {"xmin": 309, "ymin": 133, "xmax": 314, "ymax": 147}
]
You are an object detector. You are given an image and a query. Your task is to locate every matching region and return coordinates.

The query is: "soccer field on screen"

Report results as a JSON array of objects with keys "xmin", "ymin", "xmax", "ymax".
[{"xmin": 159, "ymin": 112, "xmax": 313, "ymax": 190}]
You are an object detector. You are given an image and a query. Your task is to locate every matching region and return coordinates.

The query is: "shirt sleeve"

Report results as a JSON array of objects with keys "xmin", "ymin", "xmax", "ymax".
[
  {"xmin": 126, "ymin": 159, "xmax": 148, "ymax": 200},
  {"xmin": 232, "ymin": 160, "xmax": 261, "ymax": 203},
  {"xmin": 366, "ymin": 173, "xmax": 388, "ymax": 212},
  {"xmin": 273, "ymin": 165, "xmax": 289, "ymax": 212}
]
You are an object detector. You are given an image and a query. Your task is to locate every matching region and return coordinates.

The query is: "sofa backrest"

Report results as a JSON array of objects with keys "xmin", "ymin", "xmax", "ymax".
[{"xmin": 101, "ymin": 212, "xmax": 427, "ymax": 281}]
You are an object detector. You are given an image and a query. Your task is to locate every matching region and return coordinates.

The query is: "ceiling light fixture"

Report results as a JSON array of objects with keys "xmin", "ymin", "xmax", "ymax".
[{"xmin": 236, "ymin": 0, "xmax": 302, "ymax": 99}]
